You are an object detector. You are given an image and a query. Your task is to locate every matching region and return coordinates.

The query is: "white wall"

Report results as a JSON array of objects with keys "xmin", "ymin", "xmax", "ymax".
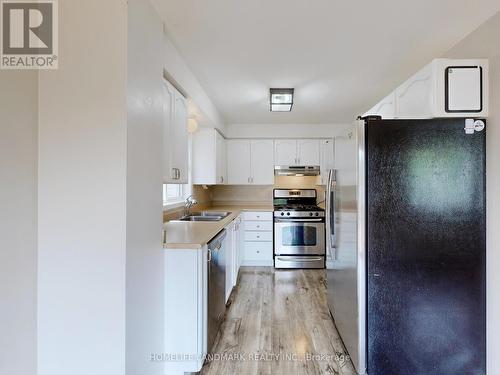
[
  {"xmin": 37, "ymin": 1, "xmax": 128, "ymax": 374},
  {"xmin": 224, "ymin": 123, "xmax": 351, "ymax": 139},
  {"xmin": 126, "ymin": 0, "xmax": 165, "ymax": 374},
  {"xmin": 0, "ymin": 71, "xmax": 38, "ymax": 375},
  {"xmin": 443, "ymin": 10, "xmax": 500, "ymax": 374}
]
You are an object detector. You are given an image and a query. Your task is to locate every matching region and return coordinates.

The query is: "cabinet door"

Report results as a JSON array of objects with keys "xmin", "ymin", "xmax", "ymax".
[
  {"xmin": 162, "ymin": 81, "xmax": 175, "ymax": 183},
  {"xmin": 396, "ymin": 63, "xmax": 433, "ymax": 119},
  {"xmin": 319, "ymin": 139, "xmax": 335, "ymax": 185},
  {"xmin": 215, "ymin": 131, "xmax": 226, "ymax": 184},
  {"xmin": 335, "ymin": 135, "xmax": 357, "ymax": 186},
  {"xmin": 251, "ymin": 140, "xmax": 274, "ymax": 185},
  {"xmin": 225, "ymin": 223, "xmax": 234, "ymax": 303},
  {"xmin": 274, "ymin": 139, "xmax": 297, "ymax": 165},
  {"xmin": 227, "ymin": 140, "xmax": 251, "ymax": 184},
  {"xmin": 298, "ymin": 139, "xmax": 320, "ymax": 165},
  {"xmin": 171, "ymin": 91, "xmax": 189, "ymax": 184}
]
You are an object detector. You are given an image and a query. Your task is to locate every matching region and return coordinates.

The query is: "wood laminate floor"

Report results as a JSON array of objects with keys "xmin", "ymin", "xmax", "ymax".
[{"xmin": 200, "ymin": 267, "xmax": 357, "ymax": 375}]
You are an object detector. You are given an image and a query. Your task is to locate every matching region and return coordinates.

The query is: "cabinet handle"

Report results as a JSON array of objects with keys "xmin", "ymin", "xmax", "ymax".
[
  {"xmin": 207, "ymin": 249, "xmax": 212, "ymax": 262},
  {"xmin": 256, "ymin": 225, "xmax": 260, "ymax": 228}
]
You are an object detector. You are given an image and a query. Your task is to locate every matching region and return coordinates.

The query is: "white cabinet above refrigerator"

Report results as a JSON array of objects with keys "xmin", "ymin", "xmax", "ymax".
[{"xmin": 364, "ymin": 58, "xmax": 489, "ymax": 119}]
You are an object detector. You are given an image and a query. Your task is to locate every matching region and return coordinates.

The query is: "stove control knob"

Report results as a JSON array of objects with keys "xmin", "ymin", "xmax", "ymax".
[
  {"xmin": 281, "ymin": 212, "xmax": 285, "ymax": 216},
  {"xmin": 309, "ymin": 212, "xmax": 313, "ymax": 217},
  {"xmin": 286, "ymin": 212, "xmax": 291, "ymax": 216},
  {"xmin": 315, "ymin": 212, "xmax": 319, "ymax": 217}
]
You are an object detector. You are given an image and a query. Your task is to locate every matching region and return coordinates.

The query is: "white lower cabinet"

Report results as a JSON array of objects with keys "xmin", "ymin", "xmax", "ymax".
[
  {"xmin": 163, "ymin": 212, "xmax": 268, "ymax": 374},
  {"xmin": 242, "ymin": 211, "xmax": 274, "ymax": 266},
  {"xmin": 225, "ymin": 220, "xmax": 236, "ymax": 303},
  {"xmin": 244, "ymin": 242, "xmax": 273, "ymax": 262},
  {"xmin": 232, "ymin": 215, "xmax": 243, "ymax": 286},
  {"xmin": 165, "ymin": 246, "xmax": 208, "ymax": 374}
]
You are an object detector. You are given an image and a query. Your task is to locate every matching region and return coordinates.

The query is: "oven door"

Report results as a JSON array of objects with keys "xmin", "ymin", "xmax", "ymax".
[{"xmin": 274, "ymin": 219, "xmax": 325, "ymax": 255}]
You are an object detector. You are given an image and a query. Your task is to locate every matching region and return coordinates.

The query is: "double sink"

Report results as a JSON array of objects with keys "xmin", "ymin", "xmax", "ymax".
[{"xmin": 172, "ymin": 211, "xmax": 231, "ymax": 222}]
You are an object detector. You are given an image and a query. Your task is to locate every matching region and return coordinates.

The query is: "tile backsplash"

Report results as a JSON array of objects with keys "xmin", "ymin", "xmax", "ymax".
[{"xmin": 209, "ymin": 176, "xmax": 326, "ymax": 206}]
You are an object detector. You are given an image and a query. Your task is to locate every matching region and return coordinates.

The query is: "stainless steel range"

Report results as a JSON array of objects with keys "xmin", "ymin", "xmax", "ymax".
[{"xmin": 273, "ymin": 189, "xmax": 326, "ymax": 269}]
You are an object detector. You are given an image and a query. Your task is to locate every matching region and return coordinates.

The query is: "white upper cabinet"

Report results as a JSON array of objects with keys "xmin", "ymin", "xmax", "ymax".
[
  {"xmin": 227, "ymin": 140, "xmax": 251, "ymax": 184},
  {"xmin": 275, "ymin": 139, "xmax": 320, "ymax": 166},
  {"xmin": 215, "ymin": 131, "xmax": 227, "ymax": 184},
  {"xmin": 274, "ymin": 139, "xmax": 297, "ymax": 165},
  {"xmin": 162, "ymin": 81, "xmax": 174, "ymax": 183},
  {"xmin": 250, "ymin": 140, "xmax": 274, "ymax": 185},
  {"xmin": 364, "ymin": 58, "xmax": 489, "ymax": 119},
  {"xmin": 297, "ymin": 139, "xmax": 320, "ymax": 165},
  {"xmin": 226, "ymin": 139, "xmax": 274, "ymax": 185},
  {"xmin": 319, "ymin": 139, "xmax": 335, "ymax": 185},
  {"xmin": 163, "ymin": 79, "xmax": 189, "ymax": 184},
  {"xmin": 395, "ymin": 62, "xmax": 433, "ymax": 118},
  {"xmin": 365, "ymin": 92, "xmax": 397, "ymax": 119},
  {"xmin": 171, "ymin": 90, "xmax": 189, "ymax": 183},
  {"xmin": 192, "ymin": 128, "xmax": 227, "ymax": 185}
]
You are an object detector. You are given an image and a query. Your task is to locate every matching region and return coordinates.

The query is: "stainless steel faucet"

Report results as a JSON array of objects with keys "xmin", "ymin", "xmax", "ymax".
[{"xmin": 184, "ymin": 195, "xmax": 198, "ymax": 216}]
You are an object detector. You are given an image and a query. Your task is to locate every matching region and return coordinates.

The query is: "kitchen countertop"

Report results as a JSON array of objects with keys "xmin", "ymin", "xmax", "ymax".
[{"xmin": 163, "ymin": 205, "xmax": 273, "ymax": 249}]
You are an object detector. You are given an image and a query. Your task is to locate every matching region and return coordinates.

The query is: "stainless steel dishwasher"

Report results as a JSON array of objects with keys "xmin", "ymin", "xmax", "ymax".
[{"xmin": 207, "ymin": 229, "xmax": 227, "ymax": 352}]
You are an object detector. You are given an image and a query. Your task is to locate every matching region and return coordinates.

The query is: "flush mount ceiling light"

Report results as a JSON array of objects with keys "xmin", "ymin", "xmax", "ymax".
[{"xmin": 270, "ymin": 88, "xmax": 294, "ymax": 112}]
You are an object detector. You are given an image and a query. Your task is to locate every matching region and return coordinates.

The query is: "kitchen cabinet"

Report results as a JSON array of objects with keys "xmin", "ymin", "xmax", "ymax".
[
  {"xmin": 274, "ymin": 139, "xmax": 320, "ymax": 166},
  {"xmin": 216, "ymin": 131, "xmax": 227, "ymax": 184},
  {"xmin": 250, "ymin": 140, "xmax": 275, "ymax": 184},
  {"xmin": 225, "ymin": 221, "xmax": 235, "ymax": 303},
  {"xmin": 364, "ymin": 58, "xmax": 489, "ymax": 119},
  {"xmin": 319, "ymin": 139, "xmax": 335, "ymax": 185},
  {"xmin": 165, "ymin": 246, "xmax": 208, "ymax": 374},
  {"xmin": 226, "ymin": 140, "xmax": 251, "ymax": 184},
  {"xmin": 192, "ymin": 128, "xmax": 227, "ymax": 185},
  {"xmin": 232, "ymin": 215, "xmax": 243, "ymax": 287},
  {"xmin": 163, "ymin": 79, "xmax": 189, "ymax": 184},
  {"xmin": 274, "ymin": 139, "xmax": 297, "ymax": 165},
  {"xmin": 298, "ymin": 139, "xmax": 320, "ymax": 165},
  {"xmin": 242, "ymin": 211, "xmax": 273, "ymax": 266},
  {"xmin": 164, "ymin": 213, "xmax": 244, "ymax": 374},
  {"xmin": 226, "ymin": 139, "xmax": 274, "ymax": 185},
  {"xmin": 365, "ymin": 92, "xmax": 397, "ymax": 119}
]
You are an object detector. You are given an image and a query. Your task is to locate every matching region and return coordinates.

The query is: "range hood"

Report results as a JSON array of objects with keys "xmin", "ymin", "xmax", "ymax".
[{"xmin": 274, "ymin": 166, "xmax": 321, "ymax": 176}]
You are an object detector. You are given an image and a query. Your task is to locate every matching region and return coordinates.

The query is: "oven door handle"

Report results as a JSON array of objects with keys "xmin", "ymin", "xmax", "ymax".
[
  {"xmin": 276, "ymin": 257, "xmax": 324, "ymax": 262},
  {"xmin": 275, "ymin": 218, "xmax": 323, "ymax": 223}
]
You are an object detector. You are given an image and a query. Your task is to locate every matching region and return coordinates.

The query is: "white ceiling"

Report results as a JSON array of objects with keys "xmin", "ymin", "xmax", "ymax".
[{"xmin": 151, "ymin": 0, "xmax": 500, "ymax": 125}]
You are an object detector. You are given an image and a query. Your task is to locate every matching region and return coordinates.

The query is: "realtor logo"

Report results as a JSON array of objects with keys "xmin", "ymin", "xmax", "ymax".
[{"xmin": 1, "ymin": 0, "xmax": 58, "ymax": 69}]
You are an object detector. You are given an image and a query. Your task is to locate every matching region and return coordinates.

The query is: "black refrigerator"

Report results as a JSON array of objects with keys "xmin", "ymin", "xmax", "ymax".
[{"xmin": 365, "ymin": 118, "xmax": 486, "ymax": 375}]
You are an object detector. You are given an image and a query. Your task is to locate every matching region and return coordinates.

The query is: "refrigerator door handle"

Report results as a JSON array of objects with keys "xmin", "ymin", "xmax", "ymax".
[{"xmin": 325, "ymin": 169, "xmax": 335, "ymax": 260}]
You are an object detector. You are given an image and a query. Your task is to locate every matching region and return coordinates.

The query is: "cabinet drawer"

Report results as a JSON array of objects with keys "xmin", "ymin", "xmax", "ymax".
[
  {"xmin": 244, "ymin": 221, "xmax": 273, "ymax": 231},
  {"xmin": 244, "ymin": 242, "xmax": 273, "ymax": 261},
  {"xmin": 244, "ymin": 231, "xmax": 273, "ymax": 242},
  {"xmin": 243, "ymin": 211, "xmax": 272, "ymax": 221}
]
